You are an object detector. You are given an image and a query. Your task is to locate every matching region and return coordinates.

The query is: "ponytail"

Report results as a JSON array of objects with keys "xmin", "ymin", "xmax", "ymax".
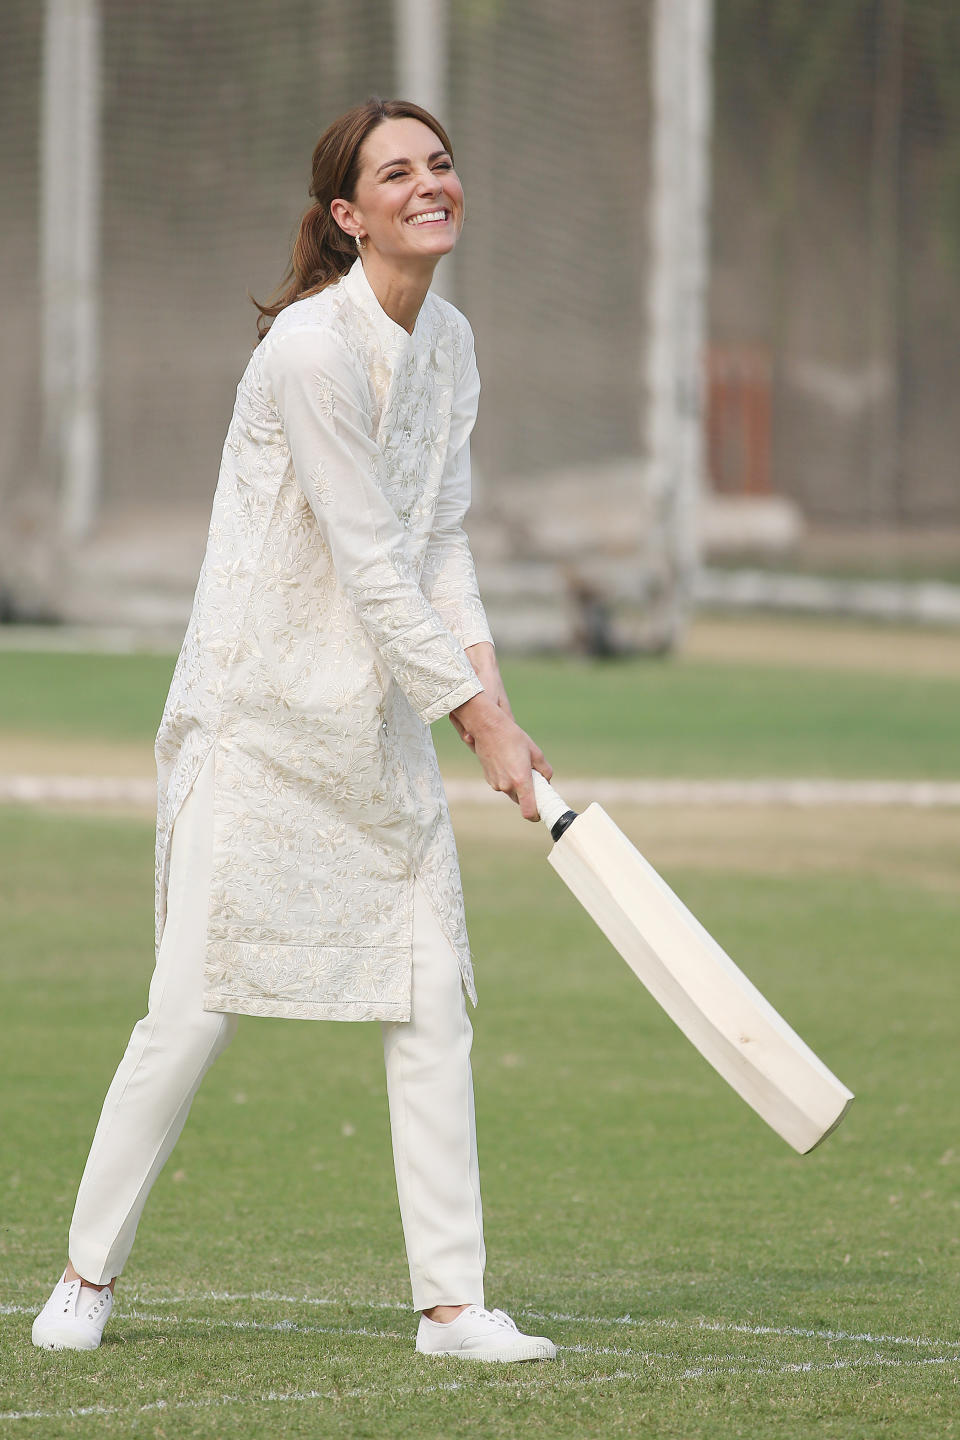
[{"xmin": 251, "ymin": 200, "xmax": 355, "ymax": 341}]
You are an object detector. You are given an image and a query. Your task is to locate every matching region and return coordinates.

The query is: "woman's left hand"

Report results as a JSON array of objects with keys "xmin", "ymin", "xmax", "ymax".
[{"xmin": 452, "ymin": 642, "xmax": 512, "ymax": 750}]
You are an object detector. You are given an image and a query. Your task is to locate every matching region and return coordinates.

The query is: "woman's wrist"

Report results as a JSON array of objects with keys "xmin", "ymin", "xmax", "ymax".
[
  {"xmin": 451, "ymin": 690, "xmax": 503, "ymax": 735},
  {"xmin": 464, "ymin": 640, "xmax": 497, "ymax": 677}
]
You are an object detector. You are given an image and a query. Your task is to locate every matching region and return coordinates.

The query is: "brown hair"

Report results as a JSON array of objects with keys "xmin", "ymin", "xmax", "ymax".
[{"xmin": 251, "ymin": 95, "xmax": 454, "ymax": 340}]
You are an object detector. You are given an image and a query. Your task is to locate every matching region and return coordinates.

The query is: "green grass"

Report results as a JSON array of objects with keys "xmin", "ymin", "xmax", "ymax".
[
  {"xmin": 437, "ymin": 655, "xmax": 960, "ymax": 779},
  {"xmin": 1, "ymin": 634, "xmax": 958, "ymax": 1434},
  {"xmin": 0, "ymin": 653, "xmax": 175, "ymax": 744},
  {"xmin": 2, "ymin": 805, "xmax": 959, "ymax": 1437},
  {"xmin": 1, "ymin": 647, "xmax": 959, "ymax": 778}
]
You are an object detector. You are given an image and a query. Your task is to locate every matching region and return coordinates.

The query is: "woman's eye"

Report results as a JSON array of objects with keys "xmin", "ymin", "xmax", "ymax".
[{"xmin": 387, "ymin": 162, "xmax": 452, "ymax": 180}]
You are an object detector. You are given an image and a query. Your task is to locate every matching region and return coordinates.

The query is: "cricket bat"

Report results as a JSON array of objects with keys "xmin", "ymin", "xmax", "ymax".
[{"xmin": 531, "ymin": 773, "xmax": 854, "ymax": 1154}]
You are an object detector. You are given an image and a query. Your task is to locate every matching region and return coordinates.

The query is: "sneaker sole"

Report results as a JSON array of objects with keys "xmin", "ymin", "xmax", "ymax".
[
  {"xmin": 32, "ymin": 1324, "xmax": 104, "ymax": 1352},
  {"xmin": 417, "ymin": 1340, "xmax": 557, "ymax": 1362}
]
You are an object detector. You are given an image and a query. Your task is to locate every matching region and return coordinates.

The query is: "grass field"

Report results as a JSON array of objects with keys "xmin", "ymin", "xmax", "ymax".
[
  {"xmin": 2, "ymin": 615, "xmax": 960, "ymax": 781},
  {"xmin": 2, "ymin": 618, "xmax": 959, "ymax": 1437}
]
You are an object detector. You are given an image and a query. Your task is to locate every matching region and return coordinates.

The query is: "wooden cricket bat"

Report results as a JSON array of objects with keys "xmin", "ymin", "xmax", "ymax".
[{"xmin": 532, "ymin": 773, "xmax": 854, "ymax": 1154}]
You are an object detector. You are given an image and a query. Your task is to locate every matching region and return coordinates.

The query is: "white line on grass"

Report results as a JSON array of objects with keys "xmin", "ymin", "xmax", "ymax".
[
  {"xmin": 24, "ymin": 1301, "xmax": 921, "ymax": 1375},
  {"xmin": 697, "ymin": 1315, "xmax": 960, "ymax": 1350},
  {"xmin": 9, "ymin": 1301, "xmax": 960, "ymax": 1365},
  {"xmin": 445, "ymin": 778, "xmax": 960, "ymax": 809},
  {"xmin": 522, "ymin": 1308, "xmax": 960, "ymax": 1352},
  {"xmin": 679, "ymin": 1352, "xmax": 960, "ymax": 1380},
  {"xmin": 1, "ymin": 1302, "xmax": 397, "ymax": 1345},
  {"xmin": 5, "ymin": 775, "xmax": 960, "ymax": 808},
  {"xmin": 0, "ymin": 1302, "xmax": 673, "ymax": 1365},
  {"xmin": 9, "ymin": 1296, "xmax": 959, "ymax": 1363},
  {"xmin": 3, "ymin": 1347, "xmax": 960, "ymax": 1426},
  {"xmin": 0, "ymin": 775, "xmax": 157, "ymax": 805},
  {"xmin": 109, "ymin": 1291, "xmax": 960, "ymax": 1353},
  {"xmin": 0, "ymin": 1370, "xmax": 640, "ymax": 1425},
  {"xmin": 6, "ymin": 1300, "xmax": 960, "ymax": 1426}
]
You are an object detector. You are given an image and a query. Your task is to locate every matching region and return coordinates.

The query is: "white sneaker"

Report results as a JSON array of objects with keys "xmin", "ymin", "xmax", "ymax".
[
  {"xmin": 416, "ymin": 1305, "xmax": 556, "ymax": 1362},
  {"xmin": 32, "ymin": 1270, "xmax": 115, "ymax": 1351}
]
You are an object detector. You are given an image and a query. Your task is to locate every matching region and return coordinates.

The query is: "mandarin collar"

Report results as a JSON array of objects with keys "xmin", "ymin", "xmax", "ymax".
[{"xmin": 342, "ymin": 255, "xmax": 431, "ymax": 352}]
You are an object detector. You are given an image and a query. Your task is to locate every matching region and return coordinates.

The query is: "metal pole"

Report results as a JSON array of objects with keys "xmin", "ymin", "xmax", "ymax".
[
  {"xmin": 41, "ymin": 0, "xmax": 102, "ymax": 543},
  {"xmin": 643, "ymin": 0, "xmax": 714, "ymax": 649},
  {"xmin": 393, "ymin": 0, "xmax": 454, "ymax": 301}
]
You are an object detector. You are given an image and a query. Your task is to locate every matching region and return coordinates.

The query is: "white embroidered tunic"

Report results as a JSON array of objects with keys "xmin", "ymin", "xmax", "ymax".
[{"xmin": 154, "ymin": 256, "xmax": 493, "ymax": 1022}]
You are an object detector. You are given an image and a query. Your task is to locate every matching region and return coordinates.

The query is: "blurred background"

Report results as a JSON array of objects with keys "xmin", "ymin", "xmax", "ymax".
[{"xmin": 1, "ymin": 0, "xmax": 959, "ymax": 649}]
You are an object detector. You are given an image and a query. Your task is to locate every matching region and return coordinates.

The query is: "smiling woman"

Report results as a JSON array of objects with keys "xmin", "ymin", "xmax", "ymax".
[
  {"xmin": 253, "ymin": 99, "xmax": 464, "ymax": 340},
  {"xmin": 31, "ymin": 95, "xmax": 557, "ymax": 1367}
]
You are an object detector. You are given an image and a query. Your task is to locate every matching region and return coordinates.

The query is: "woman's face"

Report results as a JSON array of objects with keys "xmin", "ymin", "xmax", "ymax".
[{"xmin": 334, "ymin": 116, "xmax": 464, "ymax": 262}]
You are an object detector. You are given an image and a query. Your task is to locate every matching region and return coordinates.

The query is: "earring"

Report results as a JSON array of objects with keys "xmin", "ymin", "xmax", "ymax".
[{"xmin": 355, "ymin": 234, "xmax": 365, "ymax": 251}]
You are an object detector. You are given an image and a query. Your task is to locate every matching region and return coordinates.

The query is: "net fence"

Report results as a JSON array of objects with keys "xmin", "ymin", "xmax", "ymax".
[
  {"xmin": 711, "ymin": 0, "xmax": 960, "ymax": 532},
  {"xmin": 1, "ymin": 0, "xmax": 958, "ymax": 635}
]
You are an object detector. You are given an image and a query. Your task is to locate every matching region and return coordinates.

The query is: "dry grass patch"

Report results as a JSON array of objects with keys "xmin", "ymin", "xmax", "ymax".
[
  {"xmin": 450, "ymin": 799, "xmax": 960, "ymax": 896},
  {"xmin": 0, "ymin": 732, "xmax": 154, "ymax": 778}
]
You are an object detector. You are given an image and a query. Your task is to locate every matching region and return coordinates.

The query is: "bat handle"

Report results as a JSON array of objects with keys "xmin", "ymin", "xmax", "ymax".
[{"xmin": 532, "ymin": 771, "xmax": 579, "ymax": 841}]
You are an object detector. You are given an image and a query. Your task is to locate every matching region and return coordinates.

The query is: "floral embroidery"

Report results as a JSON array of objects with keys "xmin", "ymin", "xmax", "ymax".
[
  {"xmin": 309, "ymin": 459, "xmax": 333, "ymax": 507},
  {"xmin": 313, "ymin": 372, "xmax": 336, "ymax": 419},
  {"xmin": 154, "ymin": 257, "xmax": 491, "ymax": 1023}
]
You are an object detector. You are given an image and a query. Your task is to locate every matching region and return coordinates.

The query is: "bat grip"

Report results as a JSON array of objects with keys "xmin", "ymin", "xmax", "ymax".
[{"xmin": 532, "ymin": 772, "xmax": 579, "ymax": 840}]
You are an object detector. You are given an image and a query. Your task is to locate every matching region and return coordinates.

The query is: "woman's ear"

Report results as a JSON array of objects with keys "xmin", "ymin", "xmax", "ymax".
[{"xmin": 329, "ymin": 198, "xmax": 358, "ymax": 240}]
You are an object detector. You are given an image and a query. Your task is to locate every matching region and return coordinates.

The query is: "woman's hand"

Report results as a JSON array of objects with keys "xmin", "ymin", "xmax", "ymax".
[
  {"xmin": 451, "ymin": 642, "xmax": 513, "ymax": 751},
  {"xmin": 450, "ymin": 690, "xmax": 552, "ymax": 821}
]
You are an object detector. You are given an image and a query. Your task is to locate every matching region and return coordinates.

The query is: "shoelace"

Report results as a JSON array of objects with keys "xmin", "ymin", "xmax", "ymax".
[
  {"xmin": 489, "ymin": 1309, "xmax": 518, "ymax": 1331},
  {"xmin": 60, "ymin": 1275, "xmax": 111, "ymax": 1322}
]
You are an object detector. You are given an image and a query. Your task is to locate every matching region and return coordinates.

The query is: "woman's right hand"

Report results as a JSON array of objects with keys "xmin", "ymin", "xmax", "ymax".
[{"xmin": 450, "ymin": 692, "xmax": 552, "ymax": 821}]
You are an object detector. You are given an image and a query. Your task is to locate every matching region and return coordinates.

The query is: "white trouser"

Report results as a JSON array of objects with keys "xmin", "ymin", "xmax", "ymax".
[{"xmin": 68, "ymin": 751, "xmax": 486, "ymax": 1310}]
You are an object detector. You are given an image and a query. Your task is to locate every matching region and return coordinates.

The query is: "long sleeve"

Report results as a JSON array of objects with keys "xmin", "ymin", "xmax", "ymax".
[
  {"xmin": 419, "ymin": 321, "xmax": 495, "ymax": 651},
  {"xmin": 262, "ymin": 325, "xmax": 482, "ymax": 725}
]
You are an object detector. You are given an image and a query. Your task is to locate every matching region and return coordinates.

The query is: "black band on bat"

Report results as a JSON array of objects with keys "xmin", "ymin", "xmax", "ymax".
[{"xmin": 550, "ymin": 809, "xmax": 578, "ymax": 843}]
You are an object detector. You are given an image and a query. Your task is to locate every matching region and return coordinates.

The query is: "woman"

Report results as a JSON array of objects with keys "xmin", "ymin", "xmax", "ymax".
[{"xmin": 32, "ymin": 97, "xmax": 557, "ymax": 1364}]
